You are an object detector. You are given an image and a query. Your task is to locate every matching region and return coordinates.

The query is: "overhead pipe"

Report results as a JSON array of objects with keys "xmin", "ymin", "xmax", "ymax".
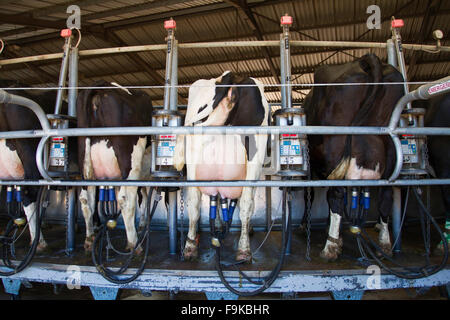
[{"xmin": 1, "ymin": 41, "xmax": 449, "ymax": 67}]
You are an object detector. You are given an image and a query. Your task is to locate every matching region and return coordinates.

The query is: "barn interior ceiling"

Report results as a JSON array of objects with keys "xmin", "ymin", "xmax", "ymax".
[{"xmin": 0, "ymin": 0, "xmax": 448, "ymax": 106}]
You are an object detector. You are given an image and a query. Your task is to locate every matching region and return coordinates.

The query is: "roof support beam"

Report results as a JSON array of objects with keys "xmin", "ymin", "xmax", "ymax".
[
  {"xmin": 407, "ymin": 0, "xmax": 441, "ymax": 81},
  {"xmin": 2, "ymin": 49, "xmax": 56, "ymax": 84},
  {"xmin": 98, "ymin": 31, "xmax": 187, "ymax": 104},
  {"xmin": 0, "ymin": 14, "xmax": 66, "ymax": 30},
  {"xmin": 223, "ymin": 0, "xmax": 280, "ymax": 83}
]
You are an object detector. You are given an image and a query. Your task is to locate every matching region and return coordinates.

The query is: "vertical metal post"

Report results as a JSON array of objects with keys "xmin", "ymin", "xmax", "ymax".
[
  {"xmin": 387, "ymin": 37, "xmax": 402, "ymax": 253},
  {"xmin": 163, "ymin": 19, "xmax": 176, "ymax": 113},
  {"xmin": 168, "ymin": 190, "xmax": 178, "ymax": 255},
  {"xmin": 54, "ymin": 29, "xmax": 72, "ymax": 115},
  {"xmin": 65, "ymin": 33, "xmax": 79, "ymax": 255},
  {"xmin": 285, "ymin": 192, "xmax": 292, "ymax": 255},
  {"xmin": 65, "ymin": 187, "xmax": 77, "ymax": 255},
  {"xmin": 280, "ymin": 14, "xmax": 293, "ymax": 111},
  {"xmin": 391, "ymin": 18, "xmax": 412, "ymax": 114},
  {"xmin": 280, "ymin": 14, "xmax": 294, "ymax": 256},
  {"xmin": 68, "ymin": 46, "xmax": 78, "ymax": 118},
  {"xmin": 280, "ymin": 33, "xmax": 287, "ymax": 110},
  {"xmin": 265, "ymin": 176, "xmax": 272, "ymax": 232},
  {"xmin": 170, "ymin": 39, "xmax": 178, "ymax": 111},
  {"xmin": 392, "ymin": 186, "xmax": 402, "ymax": 253},
  {"xmin": 164, "ymin": 18, "xmax": 178, "ymax": 255},
  {"xmin": 386, "ymin": 39, "xmax": 397, "ymax": 68}
]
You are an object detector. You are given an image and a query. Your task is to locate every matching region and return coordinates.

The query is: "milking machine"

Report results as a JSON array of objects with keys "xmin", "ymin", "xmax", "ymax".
[
  {"xmin": 0, "ymin": 186, "xmax": 47, "ymax": 276},
  {"xmin": 151, "ymin": 18, "xmax": 183, "ymax": 256},
  {"xmin": 211, "ymin": 15, "xmax": 309, "ymax": 296},
  {"xmin": 275, "ymin": 14, "xmax": 311, "ymax": 259},
  {"xmin": 347, "ymin": 20, "xmax": 449, "ymax": 278},
  {"xmin": 44, "ymin": 28, "xmax": 79, "ymax": 256},
  {"xmin": 0, "ymin": 29, "xmax": 79, "ymax": 274},
  {"xmin": 91, "ymin": 19, "xmax": 182, "ymax": 283}
]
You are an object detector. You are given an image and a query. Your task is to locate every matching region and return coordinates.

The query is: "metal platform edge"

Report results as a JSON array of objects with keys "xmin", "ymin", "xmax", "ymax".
[{"xmin": 1, "ymin": 263, "xmax": 449, "ymax": 294}]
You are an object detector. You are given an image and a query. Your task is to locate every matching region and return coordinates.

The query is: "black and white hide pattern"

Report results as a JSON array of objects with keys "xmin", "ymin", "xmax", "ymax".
[
  {"xmin": 304, "ymin": 54, "xmax": 404, "ymax": 261},
  {"xmin": 77, "ymin": 81, "xmax": 152, "ymax": 252},
  {"xmin": 174, "ymin": 71, "xmax": 269, "ymax": 261}
]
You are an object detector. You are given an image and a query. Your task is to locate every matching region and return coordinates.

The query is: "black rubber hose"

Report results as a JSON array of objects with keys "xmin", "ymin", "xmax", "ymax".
[
  {"xmin": 92, "ymin": 187, "xmax": 158, "ymax": 284},
  {"xmin": 214, "ymin": 187, "xmax": 290, "ymax": 296},
  {"xmin": 356, "ymin": 186, "xmax": 448, "ymax": 279},
  {"xmin": 95, "ymin": 188, "xmax": 155, "ymax": 277},
  {"xmin": 0, "ymin": 186, "xmax": 46, "ymax": 276},
  {"xmin": 93, "ymin": 188, "xmax": 157, "ymax": 284}
]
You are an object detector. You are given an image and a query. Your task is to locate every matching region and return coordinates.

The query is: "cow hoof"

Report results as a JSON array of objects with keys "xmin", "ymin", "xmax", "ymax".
[
  {"xmin": 84, "ymin": 235, "xmax": 95, "ymax": 253},
  {"xmin": 126, "ymin": 243, "xmax": 143, "ymax": 256},
  {"xmin": 377, "ymin": 242, "xmax": 393, "ymax": 257},
  {"xmin": 320, "ymin": 238, "xmax": 343, "ymax": 262},
  {"xmin": 35, "ymin": 241, "xmax": 49, "ymax": 254},
  {"xmin": 183, "ymin": 237, "xmax": 199, "ymax": 261},
  {"xmin": 183, "ymin": 246, "xmax": 199, "ymax": 261},
  {"xmin": 236, "ymin": 250, "xmax": 252, "ymax": 263},
  {"xmin": 319, "ymin": 249, "xmax": 339, "ymax": 262}
]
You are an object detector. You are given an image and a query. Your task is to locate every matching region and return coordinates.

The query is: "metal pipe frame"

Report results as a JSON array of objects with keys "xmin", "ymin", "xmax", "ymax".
[
  {"xmin": 0, "ymin": 122, "xmax": 449, "ymax": 184},
  {"xmin": 0, "ymin": 179, "xmax": 448, "ymax": 188},
  {"xmin": 389, "ymin": 75, "xmax": 450, "ymax": 181},
  {"xmin": 0, "ymin": 124, "xmax": 449, "ymax": 139},
  {"xmin": 0, "ymin": 29, "xmax": 449, "ymax": 189},
  {"xmin": 0, "ymin": 40, "xmax": 448, "ymax": 67}
]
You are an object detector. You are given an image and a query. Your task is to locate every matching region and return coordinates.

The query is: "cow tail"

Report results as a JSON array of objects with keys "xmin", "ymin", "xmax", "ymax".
[
  {"xmin": 341, "ymin": 54, "xmax": 383, "ymax": 165},
  {"xmin": 351, "ymin": 53, "xmax": 383, "ymax": 126}
]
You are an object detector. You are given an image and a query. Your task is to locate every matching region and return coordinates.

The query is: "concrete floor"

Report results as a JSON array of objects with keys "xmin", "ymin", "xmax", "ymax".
[{"xmin": 0, "ymin": 218, "xmax": 448, "ymax": 300}]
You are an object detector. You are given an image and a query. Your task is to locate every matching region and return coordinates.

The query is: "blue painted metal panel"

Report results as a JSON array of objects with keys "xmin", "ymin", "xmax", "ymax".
[
  {"xmin": 332, "ymin": 290, "xmax": 364, "ymax": 300},
  {"xmin": 89, "ymin": 286, "xmax": 119, "ymax": 300},
  {"xmin": 2, "ymin": 278, "xmax": 21, "ymax": 295},
  {"xmin": 205, "ymin": 291, "xmax": 238, "ymax": 300}
]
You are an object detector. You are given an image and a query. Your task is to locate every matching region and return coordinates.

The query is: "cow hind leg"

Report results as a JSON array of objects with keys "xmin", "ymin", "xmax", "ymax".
[
  {"xmin": 137, "ymin": 187, "xmax": 149, "ymax": 231},
  {"xmin": 24, "ymin": 202, "xmax": 48, "ymax": 253},
  {"xmin": 236, "ymin": 186, "xmax": 256, "ymax": 262},
  {"xmin": 117, "ymin": 186, "xmax": 141, "ymax": 255},
  {"xmin": 184, "ymin": 187, "xmax": 202, "ymax": 261},
  {"xmin": 320, "ymin": 187, "xmax": 345, "ymax": 262},
  {"xmin": 79, "ymin": 186, "xmax": 96, "ymax": 252},
  {"xmin": 377, "ymin": 187, "xmax": 393, "ymax": 256}
]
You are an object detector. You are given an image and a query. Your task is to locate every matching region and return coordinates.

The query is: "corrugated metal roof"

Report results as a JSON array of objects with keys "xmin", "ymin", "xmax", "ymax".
[{"xmin": 0, "ymin": 0, "xmax": 449, "ymax": 105}]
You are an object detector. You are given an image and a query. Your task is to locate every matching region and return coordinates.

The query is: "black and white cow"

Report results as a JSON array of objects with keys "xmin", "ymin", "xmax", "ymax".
[
  {"xmin": 0, "ymin": 81, "xmax": 59, "ymax": 252},
  {"xmin": 304, "ymin": 54, "xmax": 404, "ymax": 261},
  {"xmin": 77, "ymin": 81, "xmax": 153, "ymax": 252},
  {"xmin": 419, "ymin": 93, "xmax": 450, "ymax": 254},
  {"xmin": 174, "ymin": 71, "xmax": 269, "ymax": 261}
]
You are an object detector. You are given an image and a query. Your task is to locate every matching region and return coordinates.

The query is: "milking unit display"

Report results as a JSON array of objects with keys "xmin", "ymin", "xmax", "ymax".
[{"xmin": 0, "ymin": 14, "xmax": 449, "ymax": 300}]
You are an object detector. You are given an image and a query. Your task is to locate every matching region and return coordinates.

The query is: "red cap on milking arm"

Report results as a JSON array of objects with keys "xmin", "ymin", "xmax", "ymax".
[
  {"xmin": 391, "ymin": 19, "xmax": 404, "ymax": 28},
  {"xmin": 164, "ymin": 19, "xmax": 176, "ymax": 30},
  {"xmin": 281, "ymin": 14, "xmax": 293, "ymax": 26},
  {"xmin": 60, "ymin": 29, "xmax": 72, "ymax": 38}
]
